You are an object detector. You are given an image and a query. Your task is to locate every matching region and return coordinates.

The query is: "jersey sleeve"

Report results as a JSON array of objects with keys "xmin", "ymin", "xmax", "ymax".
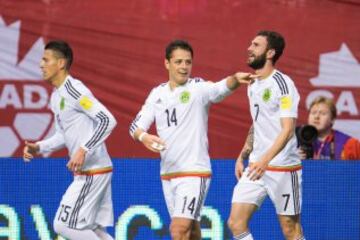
[
  {"xmin": 200, "ymin": 78, "xmax": 233, "ymax": 104},
  {"xmin": 129, "ymin": 88, "xmax": 156, "ymax": 138},
  {"xmin": 275, "ymin": 76, "xmax": 299, "ymax": 118},
  {"xmin": 36, "ymin": 118, "xmax": 66, "ymax": 154},
  {"xmin": 73, "ymin": 86, "xmax": 117, "ymax": 152}
]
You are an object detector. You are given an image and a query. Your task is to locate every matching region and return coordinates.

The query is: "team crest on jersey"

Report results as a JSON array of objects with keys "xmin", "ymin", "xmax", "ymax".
[
  {"xmin": 262, "ymin": 88, "xmax": 271, "ymax": 102},
  {"xmin": 60, "ymin": 97, "xmax": 65, "ymax": 110},
  {"xmin": 180, "ymin": 91, "xmax": 190, "ymax": 103}
]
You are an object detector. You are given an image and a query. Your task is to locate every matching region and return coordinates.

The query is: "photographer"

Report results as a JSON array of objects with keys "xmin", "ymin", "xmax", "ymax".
[{"xmin": 299, "ymin": 96, "xmax": 360, "ymax": 160}]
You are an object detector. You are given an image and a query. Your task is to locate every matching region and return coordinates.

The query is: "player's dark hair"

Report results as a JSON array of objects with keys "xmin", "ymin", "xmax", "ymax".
[
  {"xmin": 45, "ymin": 40, "xmax": 73, "ymax": 70},
  {"xmin": 257, "ymin": 30, "xmax": 285, "ymax": 64},
  {"xmin": 165, "ymin": 40, "xmax": 193, "ymax": 60}
]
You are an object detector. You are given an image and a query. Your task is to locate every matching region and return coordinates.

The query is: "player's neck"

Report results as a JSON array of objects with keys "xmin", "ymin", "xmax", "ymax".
[
  {"xmin": 254, "ymin": 62, "xmax": 274, "ymax": 80},
  {"xmin": 169, "ymin": 79, "xmax": 187, "ymax": 90},
  {"xmin": 52, "ymin": 71, "xmax": 69, "ymax": 88}
]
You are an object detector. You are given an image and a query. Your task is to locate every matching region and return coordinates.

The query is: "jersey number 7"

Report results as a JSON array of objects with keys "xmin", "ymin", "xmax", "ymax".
[{"xmin": 254, "ymin": 104, "xmax": 259, "ymax": 121}]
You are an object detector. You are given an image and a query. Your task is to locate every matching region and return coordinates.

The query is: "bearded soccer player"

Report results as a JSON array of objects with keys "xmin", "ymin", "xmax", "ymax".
[
  {"xmin": 129, "ymin": 39, "xmax": 255, "ymax": 240},
  {"xmin": 228, "ymin": 31, "xmax": 305, "ymax": 240},
  {"xmin": 23, "ymin": 40, "xmax": 117, "ymax": 240}
]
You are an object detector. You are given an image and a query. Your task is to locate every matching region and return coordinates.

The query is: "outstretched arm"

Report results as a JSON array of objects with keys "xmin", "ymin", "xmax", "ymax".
[
  {"xmin": 206, "ymin": 72, "xmax": 257, "ymax": 104},
  {"xmin": 23, "ymin": 121, "xmax": 66, "ymax": 162},
  {"xmin": 226, "ymin": 72, "xmax": 258, "ymax": 90}
]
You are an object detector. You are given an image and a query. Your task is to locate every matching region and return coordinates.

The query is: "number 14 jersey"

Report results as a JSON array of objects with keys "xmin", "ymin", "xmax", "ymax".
[{"xmin": 130, "ymin": 78, "xmax": 232, "ymax": 179}]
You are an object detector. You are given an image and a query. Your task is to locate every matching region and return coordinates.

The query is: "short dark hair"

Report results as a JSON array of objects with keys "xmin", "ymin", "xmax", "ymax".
[
  {"xmin": 165, "ymin": 40, "xmax": 193, "ymax": 60},
  {"xmin": 45, "ymin": 40, "xmax": 73, "ymax": 70},
  {"xmin": 257, "ymin": 30, "xmax": 285, "ymax": 64}
]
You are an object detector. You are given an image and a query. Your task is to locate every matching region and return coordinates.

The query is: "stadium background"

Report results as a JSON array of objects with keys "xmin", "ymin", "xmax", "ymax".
[{"xmin": 0, "ymin": 0, "xmax": 360, "ymax": 239}]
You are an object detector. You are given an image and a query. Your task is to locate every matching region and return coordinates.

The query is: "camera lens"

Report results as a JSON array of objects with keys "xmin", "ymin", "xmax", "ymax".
[
  {"xmin": 296, "ymin": 125, "xmax": 318, "ymax": 159},
  {"xmin": 300, "ymin": 125, "xmax": 318, "ymax": 144}
]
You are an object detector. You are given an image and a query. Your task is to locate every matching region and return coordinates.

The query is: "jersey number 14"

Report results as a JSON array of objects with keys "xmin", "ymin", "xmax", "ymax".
[{"xmin": 165, "ymin": 108, "xmax": 177, "ymax": 127}]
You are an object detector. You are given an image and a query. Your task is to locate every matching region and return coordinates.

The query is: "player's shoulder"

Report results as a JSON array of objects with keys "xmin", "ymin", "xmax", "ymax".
[
  {"xmin": 69, "ymin": 76, "xmax": 91, "ymax": 93},
  {"xmin": 272, "ymin": 70, "xmax": 295, "ymax": 84},
  {"xmin": 146, "ymin": 81, "xmax": 168, "ymax": 101},
  {"xmin": 270, "ymin": 70, "xmax": 296, "ymax": 95},
  {"xmin": 150, "ymin": 81, "xmax": 168, "ymax": 93},
  {"xmin": 188, "ymin": 77, "xmax": 206, "ymax": 84},
  {"xmin": 186, "ymin": 77, "xmax": 210, "ymax": 91},
  {"xmin": 62, "ymin": 76, "xmax": 91, "ymax": 100}
]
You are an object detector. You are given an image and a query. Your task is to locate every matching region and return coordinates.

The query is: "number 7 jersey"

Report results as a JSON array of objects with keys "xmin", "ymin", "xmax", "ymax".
[
  {"xmin": 248, "ymin": 70, "xmax": 301, "ymax": 168},
  {"xmin": 130, "ymin": 78, "xmax": 232, "ymax": 179}
]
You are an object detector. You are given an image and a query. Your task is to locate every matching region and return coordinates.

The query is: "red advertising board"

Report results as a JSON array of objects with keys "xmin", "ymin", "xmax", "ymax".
[{"xmin": 0, "ymin": 0, "xmax": 359, "ymax": 158}]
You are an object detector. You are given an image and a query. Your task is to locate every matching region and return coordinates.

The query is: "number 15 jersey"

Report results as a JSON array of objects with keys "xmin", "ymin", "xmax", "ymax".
[{"xmin": 130, "ymin": 78, "xmax": 232, "ymax": 179}]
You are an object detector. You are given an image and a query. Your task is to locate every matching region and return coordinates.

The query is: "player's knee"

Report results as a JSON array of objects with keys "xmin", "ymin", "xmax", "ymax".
[
  {"xmin": 227, "ymin": 217, "xmax": 238, "ymax": 233},
  {"xmin": 280, "ymin": 220, "xmax": 301, "ymax": 239},
  {"xmin": 170, "ymin": 221, "xmax": 191, "ymax": 239},
  {"xmin": 227, "ymin": 216, "xmax": 247, "ymax": 234},
  {"xmin": 282, "ymin": 227, "xmax": 296, "ymax": 240}
]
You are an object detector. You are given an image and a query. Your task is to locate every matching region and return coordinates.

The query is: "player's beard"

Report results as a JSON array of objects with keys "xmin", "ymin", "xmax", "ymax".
[{"xmin": 248, "ymin": 52, "xmax": 267, "ymax": 70}]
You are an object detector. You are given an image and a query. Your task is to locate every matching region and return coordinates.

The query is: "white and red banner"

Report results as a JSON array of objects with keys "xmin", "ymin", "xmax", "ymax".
[{"xmin": 0, "ymin": 0, "xmax": 359, "ymax": 158}]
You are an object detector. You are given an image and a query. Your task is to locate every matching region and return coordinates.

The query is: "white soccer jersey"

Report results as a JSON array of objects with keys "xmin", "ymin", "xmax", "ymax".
[
  {"xmin": 37, "ymin": 75, "xmax": 117, "ymax": 172},
  {"xmin": 130, "ymin": 77, "xmax": 232, "ymax": 179},
  {"xmin": 248, "ymin": 70, "xmax": 300, "ymax": 167}
]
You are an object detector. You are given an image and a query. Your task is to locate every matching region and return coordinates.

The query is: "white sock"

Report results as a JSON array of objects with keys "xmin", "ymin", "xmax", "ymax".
[
  {"xmin": 234, "ymin": 231, "xmax": 254, "ymax": 240},
  {"xmin": 94, "ymin": 227, "xmax": 114, "ymax": 240},
  {"xmin": 54, "ymin": 223, "xmax": 101, "ymax": 240}
]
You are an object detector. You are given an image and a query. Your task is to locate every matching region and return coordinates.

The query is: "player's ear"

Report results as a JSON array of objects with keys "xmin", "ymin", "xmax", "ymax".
[
  {"xmin": 267, "ymin": 49, "xmax": 275, "ymax": 60},
  {"xmin": 164, "ymin": 59, "xmax": 170, "ymax": 70},
  {"xmin": 58, "ymin": 58, "xmax": 67, "ymax": 70}
]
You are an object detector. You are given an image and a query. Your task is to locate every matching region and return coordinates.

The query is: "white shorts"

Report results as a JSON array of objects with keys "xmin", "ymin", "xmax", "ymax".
[
  {"xmin": 162, "ymin": 177, "xmax": 211, "ymax": 221},
  {"xmin": 54, "ymin": 173, "xmax": 114, "ymax": 230},
  {"xmin": 232, "ymin": 168, "xmax": 302, "ymax": 215}
]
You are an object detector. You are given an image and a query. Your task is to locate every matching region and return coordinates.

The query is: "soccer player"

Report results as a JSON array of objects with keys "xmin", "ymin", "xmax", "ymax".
[
  {"xmin": 23, "ymin": 40, "xmax": 117, "ymax": 240},
  {"xmin": 228, "ymin": 31, "xmax": 305, "ymax": 240},
  {"xmin": 129, "ymin": 39, "xmax": 255, "ymax": 240}
]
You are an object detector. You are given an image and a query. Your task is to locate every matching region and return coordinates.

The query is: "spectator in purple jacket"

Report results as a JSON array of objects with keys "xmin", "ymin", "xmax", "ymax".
[{"xmin": 299, "ymin": 96, "xmax": 360, "ymax": 160}]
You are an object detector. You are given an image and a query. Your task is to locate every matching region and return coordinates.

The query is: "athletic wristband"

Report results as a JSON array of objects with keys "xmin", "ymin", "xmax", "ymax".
[{"xmin": 138, "ymin": 132, "xmax": 148, "ymax": 142}]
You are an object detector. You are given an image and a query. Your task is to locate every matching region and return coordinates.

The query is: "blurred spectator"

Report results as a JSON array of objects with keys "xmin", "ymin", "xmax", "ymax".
[{"xmin": 299, "ymin": 96, "xmax": 360, "ymax": 160}]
